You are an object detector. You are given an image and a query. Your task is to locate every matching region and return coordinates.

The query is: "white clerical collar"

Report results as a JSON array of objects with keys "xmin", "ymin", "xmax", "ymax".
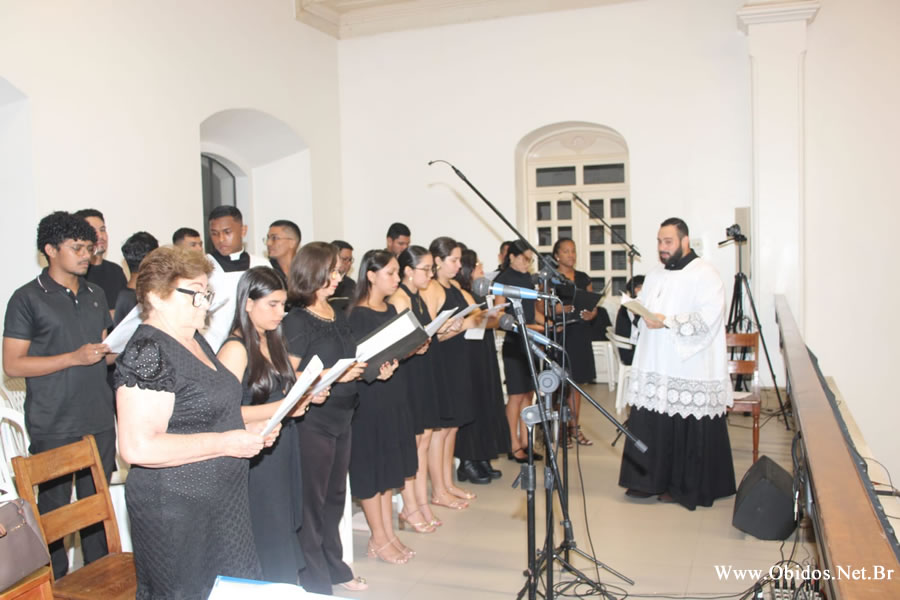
[{"xmin": 229, "ymin": 249, "xmax": 245, "ymax": 260}]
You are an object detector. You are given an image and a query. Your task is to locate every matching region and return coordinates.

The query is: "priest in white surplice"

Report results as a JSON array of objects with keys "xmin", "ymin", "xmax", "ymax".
[{"xmin": 618, "ymin": 218, "xmax": 736, "ymax": 510}]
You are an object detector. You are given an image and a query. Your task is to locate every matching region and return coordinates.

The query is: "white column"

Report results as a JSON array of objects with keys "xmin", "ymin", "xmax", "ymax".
[{"xmin": 738, "ymin": 0, "xmax": 819, "ymax": 385}]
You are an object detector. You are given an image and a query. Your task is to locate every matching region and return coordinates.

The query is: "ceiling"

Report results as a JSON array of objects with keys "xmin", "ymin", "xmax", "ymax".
[{"xmin": 294, "ymin": 0, "xmax": 638, "ymax": 39}]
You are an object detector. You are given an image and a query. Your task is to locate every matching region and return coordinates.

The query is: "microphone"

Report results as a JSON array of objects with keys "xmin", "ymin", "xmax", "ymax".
[
  {"xmin": 473, "ymin": 277, "xmax": 557, "ymax": 301},
  {"xmin": 498, "ymin": 314, "xmax": 564, "ymax": 352}
]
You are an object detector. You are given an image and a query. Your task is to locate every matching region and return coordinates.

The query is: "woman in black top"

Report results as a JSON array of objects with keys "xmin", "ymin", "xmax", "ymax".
[
  {"xmin": 422, "ymin": 237, "xmax": 481, "ymax": 507},
  {"xmin": 217, "ymin": 266, "xmax": 324, "ymax": 584},
  {"xmin": 347, "ymin": 250, "xmax": 413, "ymax": 564},
  {"xmin": 281, "ymin": 242, "xmax": 368, "ymax": 594},
  {"xmin": 388, "ymin": 246, "xmax": 446, "ymax": 531},
  {"xmin": 550, "ymin": 238, "xmax": 598, "ymax": 446},
  {"xmin": 493, "ymin": 240, "xmax": 542, "ymax": 463},
  {"xmin": 615, "ymin": 275, "xmax": 644, "ymax": 365}
]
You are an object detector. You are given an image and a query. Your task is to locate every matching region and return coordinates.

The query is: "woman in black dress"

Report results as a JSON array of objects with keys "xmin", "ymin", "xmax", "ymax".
[
  {"xmin": 422, "ymin": 237, "xmax": 480, "ymax": 506},
  {"xmin": 218, "ymin": 266, "xmax": 326, "ymax": 584},
  {"xmin": 493, "ymin": 240, "xmax": 542, "ymax": 463},
  {"xmin": 388, "ymin": 246, "xmax": 446, "ymax": 531},
  {"xmin": 115, "ymin": 247, "xmax": 277, "ymax": 599},
  {"xmin": 454, "ymin": 249, "xmax": 510, "ymax": 481},
  {"xmin": 348, "ymin": 250, "xmax": 416, "ymax": 564},
  {"xmin": 551, "ymin": 238, "xmax": 598, "ymax": 446},
  {"xmin": 282, "ymin": 242, "xmax": 368, "ymax": 594}
]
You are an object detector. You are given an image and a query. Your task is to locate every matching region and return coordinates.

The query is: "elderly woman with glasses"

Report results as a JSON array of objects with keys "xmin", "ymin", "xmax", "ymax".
[{"xmin": 115, "ymin": 246, "xmax": 279, "ymax": 600}]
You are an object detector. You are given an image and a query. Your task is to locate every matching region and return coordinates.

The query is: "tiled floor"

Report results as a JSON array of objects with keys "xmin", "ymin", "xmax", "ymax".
[{"xmin": 337, "ymin": 385, "xmax": 809, "ymax": 600}]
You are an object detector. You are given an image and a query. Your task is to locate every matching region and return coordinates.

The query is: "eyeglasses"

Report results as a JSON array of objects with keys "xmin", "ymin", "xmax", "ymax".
[
  {"xmin": 176, "ymin": 287, "xmax": 215, "ymax": 307},
  {"xmin": 339, "ymin": 255, "xmax": 355, "ymax": 264},
  {"xmin": 63, "ymin": 243, "xmax": 95, "ymax": 256},
  {"xmin": 264, "ymin": 235, "xmax": 297, "ymax": 244},
  {"xmin": 414, "ymin": 266, "xmax": 433, "ymax": 272}
]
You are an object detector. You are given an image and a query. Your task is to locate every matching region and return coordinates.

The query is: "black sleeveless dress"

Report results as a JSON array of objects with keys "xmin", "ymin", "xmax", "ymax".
[
  {"xmin": 495, "ymin": 268, "xmax": 537, "ymax": 395},
  {"xmin": 431, "ymin": 283, "xmax": 475, "ymax": 427},
  {"xmin": 224, "ymin": 336, "xmax": 305, "ymax": 584},
  {"xmin": 347, "ymin": 305, "xmax": 418, "ymax": 499},
  {"xmin": 115, "ymin": 325, "xmax": 260, "ymax": 600},
  {"xmin": 396, "ymin": 283, "xmax": 441, "ymax": 431},
  {"xmin": 454, "ymin": 295, "xmax": 512, "ymax": 461},
  {"xmin": 555, "ymin": 270, "xmax": 597, "ymax": 384}
]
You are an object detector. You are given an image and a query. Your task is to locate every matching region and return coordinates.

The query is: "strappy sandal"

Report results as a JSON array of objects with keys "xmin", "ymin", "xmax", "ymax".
[
  {"xmin": 570, "ymin": 425, "xmax": 593, "ymax": 446},
  {"xmin": 431, "ymin": 492, "xmax": 468, "ymax": 510},
  {"xmin": 398, "ymin": 508, "xmax": 436, "ymax": 533},
  {"xmin": 391, "ymin": 536, "xmax": 415, "ymax": 558},
  {"xmin": 367, "ymin": 538, "xmax": 408, "ymax": 564},
  {"xmin": 447, "ymin": 485, "xmax": 476, "ymax": 500}
]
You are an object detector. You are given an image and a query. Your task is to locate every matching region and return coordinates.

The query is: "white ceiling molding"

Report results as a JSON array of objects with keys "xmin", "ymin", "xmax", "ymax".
[
  {"xmin": 737, "ymin": 1, "xmax": 821, "ymax": 34},
  {"xmin": 295, "ymin": 0, "xmax": 637, "ymax": 39}
]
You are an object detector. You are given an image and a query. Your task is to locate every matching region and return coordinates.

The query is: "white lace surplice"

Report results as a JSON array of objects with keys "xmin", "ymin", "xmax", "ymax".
[{"xmin": 625, "ymin": 258, "xmax": 733, "ymax": 419}]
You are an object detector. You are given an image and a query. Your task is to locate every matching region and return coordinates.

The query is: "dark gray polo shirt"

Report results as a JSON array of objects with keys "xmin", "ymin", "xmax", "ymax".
[{"xmin": 3, "ymin": 268, "xmax": 115, "ymax": 439}]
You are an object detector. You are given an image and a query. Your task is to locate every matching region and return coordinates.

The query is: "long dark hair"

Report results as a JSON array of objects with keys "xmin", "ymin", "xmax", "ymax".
[
  {"xmin": 455, "ymin": 249, "xmax": 479, "ymax": 293},
  {"xmin": 397, "ymin": 245, "xmax": 430, "ymax": 282},
  {"xmin": 502, "ymin": 239, "xmax": 530, "ymax": 271},
  {"xmin": 349, "ymin": 249, "xmax": 395, "ymax": 313},
  {"xmin": 230, "ymin": 267, "xmax": 297, "ymax": 405},
  {"xmin": 288, "ymin": 242, "xmax": 337, "ymax": 307}
]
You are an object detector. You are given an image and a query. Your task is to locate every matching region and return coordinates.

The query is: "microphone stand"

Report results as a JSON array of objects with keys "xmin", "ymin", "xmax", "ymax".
[{"xmin": 565, "ymin": 191, "xmax": 641, "ymax": 284}]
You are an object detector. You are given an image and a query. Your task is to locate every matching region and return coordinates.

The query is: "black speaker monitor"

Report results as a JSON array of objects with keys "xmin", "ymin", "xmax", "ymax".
[{"xmin": 732, "ymin": 455, "xmax": 796, "ymax": 540}]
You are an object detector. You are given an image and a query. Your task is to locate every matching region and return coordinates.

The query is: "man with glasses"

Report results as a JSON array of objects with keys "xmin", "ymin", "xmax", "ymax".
[
  {"xmin": 265, "ymin": 219, "xmax": 301, "ymax": 280},
  {"xmin": 2, "ymin": 211, "xmax": 117, "ymax": 579},
  {"xmin": 330, "ymin": 240, "xmax": 355, "ymax": 311},
  {"xmin": 205, "ymin": 205, "xmax": 268, "ymax": 351}
]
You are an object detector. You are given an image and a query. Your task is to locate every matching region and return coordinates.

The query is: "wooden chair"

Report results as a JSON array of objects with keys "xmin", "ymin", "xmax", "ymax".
[
  {"xmin": 725, "ymin": 332, "xmax": 762, "ymax": 463},
  {"xmin": 11, "ymin": 435, "xmax": 136, "ymax": 600},
  {"xmin": 0, "ymin": 567, "xmax": 53, "ymax": 600}
]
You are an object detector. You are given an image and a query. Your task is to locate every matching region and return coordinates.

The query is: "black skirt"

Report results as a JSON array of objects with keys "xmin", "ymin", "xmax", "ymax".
[
  {"xmin": 618, "ymin": 407, "xmax": 736, "ymax": 510},
  {"xmin": 502, "ymin": 333, "xmax": 535, "ymax": 395}
]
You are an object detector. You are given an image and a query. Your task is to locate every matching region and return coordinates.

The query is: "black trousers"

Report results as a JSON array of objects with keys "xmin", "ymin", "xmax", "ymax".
[
  {"xmin": 296, "ymin": 421, "xmax": 353, "ymax": 595},
  {"xmin": 29, "ymin": 429, "xmax": 117, "ymax": 579}
]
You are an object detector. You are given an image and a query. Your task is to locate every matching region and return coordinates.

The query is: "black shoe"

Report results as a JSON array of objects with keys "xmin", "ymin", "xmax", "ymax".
[
  {"xmin": 507, "ymin": 449, "xmax": 529, "ymax": 464},
  {"xmin": 625, "ymin": 488, "xmax": 655, "ymax": 499},
  {"xmin": 457, "ymin": 460, "xmax": 490, "ymax": 484},
  {"xmin": 532, "ymin": 452, "xmax": 543, "ymax": 461},
  {"xmin": 479, "ymin": 460, "xmax": 502, "ymax": 479}
]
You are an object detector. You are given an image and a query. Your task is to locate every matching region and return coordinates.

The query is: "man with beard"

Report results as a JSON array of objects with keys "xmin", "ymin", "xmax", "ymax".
[
  {"xmin": 618, "ymin": 217, "xmax": 735, "ymax": 510},
  {"xmin": 3, "ymin": 211, "xmax": 116, "ymax": 577}
]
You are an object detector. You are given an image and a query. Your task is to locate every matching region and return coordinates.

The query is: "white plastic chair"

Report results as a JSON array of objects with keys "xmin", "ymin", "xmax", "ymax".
[
  {"xmin": 0, "ymin": 377, "xmax": 26, "ymax": 412},
  {"xmin": 0, "ymin": 407, "xmax": 29, "ymax": 500},
  {"xmin": 606, "ymin": 326, "xmax": 634, "ymax": 416}
]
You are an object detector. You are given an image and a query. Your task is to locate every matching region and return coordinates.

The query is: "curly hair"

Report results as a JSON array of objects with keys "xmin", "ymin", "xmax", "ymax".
[
  {"xmin": 136, "ymin": 246, "xmax": 214, "ymax": 317},
  {"xmin": 37, "ymin": 211, "xmax": 98, "ymax": 259}
]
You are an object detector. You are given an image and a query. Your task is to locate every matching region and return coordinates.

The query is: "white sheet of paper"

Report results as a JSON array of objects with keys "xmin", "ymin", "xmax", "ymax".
[
  {"xmin": 453, "ymin": 302, "xmax": 484, "ymax": 321},
  {"xmin": 104, "ymin": 305, "xmax": 141, "ymax": 354},
  {"xmin": 423, "ymin": 308, "xmax": 458, "ymax": 337},
  {"xmin": 620, "ymin": 293, "xmax": 664, "ymax": 327},
  {"xmin": 309, "ymin": 358, "xmax": 356, "ymax": 396},
  {"xmin": 355, "ymin": 311, "xmax": 422, "ymax": 363},
  {"xmin": 464, "ymin": 302, "xmax": 510, "ymax": 340},
  {"xmin": 260, "ymin": 356, "xmax": 323, "ymax": 437}
]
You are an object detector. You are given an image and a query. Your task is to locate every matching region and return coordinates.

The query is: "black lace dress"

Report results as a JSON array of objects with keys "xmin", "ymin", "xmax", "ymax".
[
  {"xmin": 431, "ymin": 283, "xmax": 475, "ymax": 427},
  {"xmin": 224, "ymin": 336, "xmax": 305, "ymax": 585},
  {"xmin": 396, "ymin": 283, "xmax": 441, "ymax": 431},
  {"xmin": 114, "ymin": 325, "xmax": 260, "ymax": 600},
  {"xmin": 348, "ymin": 305, "xmax": 418, "ymax": 499}
]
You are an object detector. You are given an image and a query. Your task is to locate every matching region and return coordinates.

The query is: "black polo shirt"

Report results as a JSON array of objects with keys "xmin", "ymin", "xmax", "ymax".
[
  {"xmin": 3, "ymin": 268, "xmax": 115, "ymax": 439},
  {"xmin": 85, "ymin": 259, "xmax": 127, "ymax": 310}
]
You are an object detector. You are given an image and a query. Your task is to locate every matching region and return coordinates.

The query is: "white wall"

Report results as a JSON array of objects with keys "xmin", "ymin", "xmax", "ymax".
[
  {"xmin": 253, "ymin": 151, "xmax": 315, "ymax": 254},
  {"xmin": 338, "ymin": 0, "xmax": 751, "ymax": 291},
  {"xmin": 0, "ymin": 0, "xmax": 342, "ymax": 268},
  {"xmin": 805, "ymin": 0, "xmax": 900, "ymax": 478}
]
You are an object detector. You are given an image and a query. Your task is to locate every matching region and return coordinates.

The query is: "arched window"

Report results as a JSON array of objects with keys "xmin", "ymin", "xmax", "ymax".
[
  {"xmin": 200, "ymin": 154, "xmax": 236, "ymax": 250},
  {"xmin": 519, "ymin": 124, "xmax": 631, "ymax": 295}
]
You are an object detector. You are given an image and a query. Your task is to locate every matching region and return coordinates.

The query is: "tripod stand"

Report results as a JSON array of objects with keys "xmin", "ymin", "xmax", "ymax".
[{"xmin": 719, "ymin": 232, "xmax": 790, "ymax": 429}]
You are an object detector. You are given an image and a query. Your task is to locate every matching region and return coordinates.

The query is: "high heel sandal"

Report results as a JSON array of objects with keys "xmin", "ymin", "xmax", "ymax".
[
  {"xmin": 570, "ymin": 425, "xmax": 593, "ymax": 446},
  {"xmin": 447, "ymin": 485, "xmax": 476, "ymax": 500},
  {"xmin": 391, "ymin": 536, "xmax": 415, "ymax": 558},
  {"xmin": 429, "ymin": 517, "xmax": 443, "ymax": 528},
  {"xmin": 338, "ymin": 576, "xmax": 369, "ymax": 591},
  {"xmin": 398, "ymin": 508, "xmax": 436, "ymax": 533},
  {"xmin": 367, "ymin": 538, "xmax": 408, "ymax": 564},
  {"xmin": 431, "ymin": 492, "xmax": 468, "ymax": 510}
]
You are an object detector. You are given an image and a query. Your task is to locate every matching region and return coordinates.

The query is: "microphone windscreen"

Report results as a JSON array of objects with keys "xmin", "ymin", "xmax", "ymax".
[
  {"xmin": 498, "ymin": 313, "xmax": 516, "ymax": 332},
  {"xmin": 473, "ymin": 277, "xmax": 493, "ymax": 297}
]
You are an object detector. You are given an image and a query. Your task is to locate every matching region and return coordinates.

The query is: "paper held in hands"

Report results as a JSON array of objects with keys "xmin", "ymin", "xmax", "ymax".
[
  {"xmin": 620, "ymin": 294, "xmax": 666, "ymax": 328},
  {"xmin": 464, "ymin": 302, "xmax": 510, "ymax": 340},
  {"xmin": 308, "ymin": 358, "xmax": 356, "ymax": 396},
  {"xmin": 260, "ymin": 355, "xmax": 324, "ymax": 437},
  {"xmin": 424, "ymin": 308, "xmax": 458, "ymax": 337}
]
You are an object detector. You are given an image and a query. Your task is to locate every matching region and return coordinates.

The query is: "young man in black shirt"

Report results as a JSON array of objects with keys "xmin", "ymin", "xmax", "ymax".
[
  {"xmin": 74, "ymin": 208, "xmax": 127, "ymax": 316},
  {"xmin": 3, "ymin": 211, "xmax": 117, "ymax": 579}
]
